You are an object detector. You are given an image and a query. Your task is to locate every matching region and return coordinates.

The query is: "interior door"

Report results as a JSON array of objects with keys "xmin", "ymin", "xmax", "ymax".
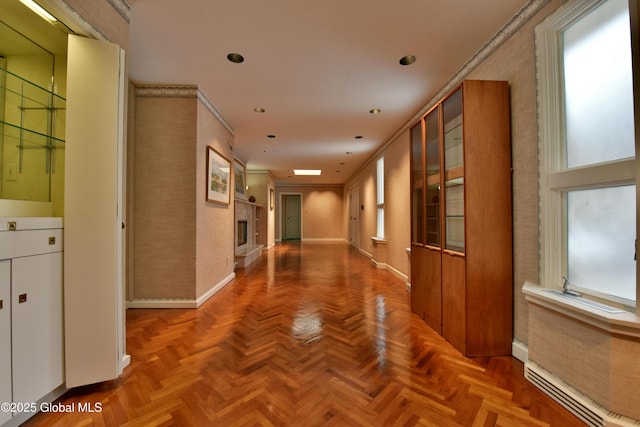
[
  {"xmin": 349, "ymin": 186, "xmax": 359, "ymax": 248},
  {"xmin": 64, "ymin": 35, "xmax": 126, "ymax": 388},
  {"xmin": 283, "ymin": 194, "xmax": 301, "ymax": 240}
]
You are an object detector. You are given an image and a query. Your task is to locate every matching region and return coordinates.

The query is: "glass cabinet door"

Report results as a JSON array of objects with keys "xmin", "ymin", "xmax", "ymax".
[
  {"xmin": 443, "ymin": 88, "xmax": 464, "ymax": 253},
  {"xmin": 410, "ymin": 120, "xmax": 424, "ymax": 245},
  {"xmin": 424, "ymin": 107, "xmax": 441, "ymax": 247}
]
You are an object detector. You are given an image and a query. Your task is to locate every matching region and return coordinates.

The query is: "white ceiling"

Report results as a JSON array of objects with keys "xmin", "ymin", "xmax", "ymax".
[{"xmin": 6, "ymin": 0, "xmax": 530, "ymax": 185}]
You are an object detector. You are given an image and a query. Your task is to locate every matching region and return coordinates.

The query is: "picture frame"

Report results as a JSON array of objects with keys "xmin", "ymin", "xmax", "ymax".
[
  {"xmin": 234, "ymin": 158, "xmax": 247, "ymax": 199},
  {"xmin": 206, "ymin": 146, "xmax": 231, "ymax": 205},
  {"xmin": 270, "ymin": 188, "xmax": 275, "ymax": 210}
]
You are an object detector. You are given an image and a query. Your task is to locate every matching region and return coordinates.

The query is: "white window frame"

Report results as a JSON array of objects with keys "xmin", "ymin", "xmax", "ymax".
[
  {"xmin": 376, "ymin": 157, "xmax": 385, "ymax": 239},
  {"xmin": 536, "ymin": 0, "xmax": 638, "ymax": 307}
]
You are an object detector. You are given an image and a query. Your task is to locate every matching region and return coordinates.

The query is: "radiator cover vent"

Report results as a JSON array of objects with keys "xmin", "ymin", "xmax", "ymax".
[{"xmin": 525, "ymin": 362, "xmax": 640, "ymax": 427}]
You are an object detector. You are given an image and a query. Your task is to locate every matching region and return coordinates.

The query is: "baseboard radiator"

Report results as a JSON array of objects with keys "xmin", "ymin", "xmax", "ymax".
[{"xmin": 525, "ymin": 361, "xmax": 640, "ymax": 427}]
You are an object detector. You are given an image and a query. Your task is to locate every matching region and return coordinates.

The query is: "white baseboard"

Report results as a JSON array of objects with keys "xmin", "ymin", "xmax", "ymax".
[
  {"xmin": 127, "ymin": 272, "xmax": 235, "ymax": 309},
  {"xmin": 511, "ymin": 340, "xmax": 528, "ymax": 363},
  {"xmin": 196, "ymin": 272, "xmax": 235, "ymax": 307},
  {"xmin": 301, "ymin": 238, "xmax": 345, "ymax": 243},
  {"xmin": 120, "ymin": 354, "xmax": 131, "ymax": 373},
  {"xmin": 371, "ymin": 259, "xmax": 409, "ymax": 281}
]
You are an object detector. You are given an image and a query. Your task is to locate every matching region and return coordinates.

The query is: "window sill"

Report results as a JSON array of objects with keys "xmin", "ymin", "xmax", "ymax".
[
  {"xmin": 522, "ymin": 281, "xmax": 640, "ymax": 339},
  {"xmin": 370, "ymin": 237, "xmax": 387, "ymax": 245}
]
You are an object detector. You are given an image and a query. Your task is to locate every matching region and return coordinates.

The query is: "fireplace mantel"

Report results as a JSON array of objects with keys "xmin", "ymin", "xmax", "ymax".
[{"xmin": 234, "ymin": 199, "xmax": 264, "ymax": 268}]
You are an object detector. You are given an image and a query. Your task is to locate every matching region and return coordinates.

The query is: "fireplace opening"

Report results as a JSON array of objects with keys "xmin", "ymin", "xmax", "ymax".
[{"xmin": 237, "ymin": 220, "xmax": 248, "ymax": 246}]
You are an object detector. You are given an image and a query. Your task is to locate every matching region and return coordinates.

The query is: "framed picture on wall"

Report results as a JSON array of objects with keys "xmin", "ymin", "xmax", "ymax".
[
  {"xmin": 234, "ymin": 158, "xmax": 247, "ymax": 199},
  {"xmin": 206, "ymin": 146, "xmax": 231, "ymax": 205}
]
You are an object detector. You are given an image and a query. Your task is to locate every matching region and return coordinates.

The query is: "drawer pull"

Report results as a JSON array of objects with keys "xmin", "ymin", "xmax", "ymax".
[
  {"xmin": 0, "ymin": 299, "xmax": 3, "ymax": 309},
  {"xmin": 7, "ymin": 221, "xmax": 16, "ymax": 231},
  {"xmin": 49, "ymin": 236, "xmax": 56, "ymax": 245},
  {"xmin": 18, "ymin": 293, "xmax": 27, "ymax": 304}
]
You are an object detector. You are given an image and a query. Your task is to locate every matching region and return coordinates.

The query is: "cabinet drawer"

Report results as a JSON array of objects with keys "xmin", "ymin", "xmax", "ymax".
[{"xmin": 12, "ymin": 229, "xmax": 63, "ymax": 257}]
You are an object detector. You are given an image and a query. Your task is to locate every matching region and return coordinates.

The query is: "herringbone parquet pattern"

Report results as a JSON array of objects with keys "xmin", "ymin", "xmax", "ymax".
[{"xmin": 24, "ymin": 242, "xmax": 585, "ymax": 426}]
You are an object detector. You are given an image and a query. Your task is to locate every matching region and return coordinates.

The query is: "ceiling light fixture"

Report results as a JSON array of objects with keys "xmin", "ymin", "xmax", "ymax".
[
  {"xmin": 227, "ymin": 53, "xmax": 244, "ymax": 63},
  {"xmin": 355, "ymin": 135, "xmax": 363, "ymax": 139},
  {"xmin": 254, "ymin": 107, "xmax": 266, "ymax": 113},
  {"xmin": 399, "ymin": 55, "xmax": 416, "ymax": 66},
  {"xmin": 267, "ymin": 134, "xmax": 276, "ymax": 139},
  {"xmin": 294, "ymin": 169, "xmax": 321, "ymax": 176},
  {"xmin": 19, "ymin": 0, "xmax": 57, "ymax": 22},
  {"xmin": 369, "ymin": 108, "xmax": 381, "ymax": 114}
]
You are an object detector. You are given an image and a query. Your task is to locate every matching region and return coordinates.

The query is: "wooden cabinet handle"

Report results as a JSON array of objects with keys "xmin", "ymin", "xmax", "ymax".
[{"xmin": 18, "ymin": 293, "xmax": 27, "ymax": 303}]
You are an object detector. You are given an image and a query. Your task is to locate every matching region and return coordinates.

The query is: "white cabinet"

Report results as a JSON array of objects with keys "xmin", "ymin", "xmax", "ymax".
[
  {"xmin": 0, "ymin": 217, "xmax": 63, "ymax": 424},
  {"xmin": 12, "ymin": 251, "xmax": 64, "ymax": 403},
  {"xmin": 0, "ymin": 261, "xmax": 10, "ymax": 425}
]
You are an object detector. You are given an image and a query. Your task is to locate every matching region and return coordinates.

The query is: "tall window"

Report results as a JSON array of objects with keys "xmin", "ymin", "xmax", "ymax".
[
  {"xmin": 537, "ymin": 0, "xmax": 637, "ymax": 305},
  {"xmin": 377, "ymin": 157, "xmax": 385, "ymax": 239}
]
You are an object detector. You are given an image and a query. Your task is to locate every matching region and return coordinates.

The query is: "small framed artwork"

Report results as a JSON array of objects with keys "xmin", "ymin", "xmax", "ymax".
[
  {"xmin": 234, "ymin": 158, "xmax": 247, "ymax": 199},
  {"xmin": 206, "ymin": 146, "xmax": 231, "ymax": 205},
  {"xmin": 270, "ymin": 188, "xmax": 275, "ymax": 210}
]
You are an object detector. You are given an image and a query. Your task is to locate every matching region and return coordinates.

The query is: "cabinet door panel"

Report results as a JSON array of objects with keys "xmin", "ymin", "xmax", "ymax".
[
  {"xmin": 410, "ymin": 246, "xmax": 427, "ymax": 319},
  {"xmin": 65, "ymin": 35, "xmax": 125, "ymax": 387},
  {"xmin": 422, "ymin": 248, "xmax": 442, "ymax": 333},
  {"xmin": 442, "ymin": 253, "xmax": 465, "ymax": 353},
  {"xmin": 12, "ymin": 253, "xmax": 64, "ymax": 404},
  {"xmin": 411, "ymin": 246, "xmax": 442, "ymax": 334},
  {"xmin": 0, "ymin": 260, "xmax": 11, "ymax": 425}
]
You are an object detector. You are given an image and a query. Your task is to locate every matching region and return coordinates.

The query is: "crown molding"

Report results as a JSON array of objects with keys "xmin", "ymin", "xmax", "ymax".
[
  {"xmin": 134, "ymin": 85, "xmax": 235, "ymax": 136},
  {"xmin": 134, "ymin": 85, "xmax": 198, "ymax": 98},
  {"xmin": 108, "ymin": 0, "xmax": 131, "ymax": 23},
  {"xmin": 197, "ymin": 91, "xmax": 234, "ymax": 135}
]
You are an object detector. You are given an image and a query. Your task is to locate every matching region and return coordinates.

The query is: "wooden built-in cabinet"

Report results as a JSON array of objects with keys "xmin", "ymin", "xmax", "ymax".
[{"xmin": 410, "ymin": 80, "xmax": 513, "ymax": 357}]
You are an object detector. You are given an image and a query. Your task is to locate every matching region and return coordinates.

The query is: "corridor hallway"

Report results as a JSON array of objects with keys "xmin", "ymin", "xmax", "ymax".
[{"xmin": 25, "ymin": 242, "xmax": 584, "ymax": 426}]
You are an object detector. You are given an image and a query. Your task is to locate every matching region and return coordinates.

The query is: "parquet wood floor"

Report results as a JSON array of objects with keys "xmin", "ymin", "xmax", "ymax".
[{"xmin": 24, "ymin": 242, "xmax": 585, "ymax": 426}]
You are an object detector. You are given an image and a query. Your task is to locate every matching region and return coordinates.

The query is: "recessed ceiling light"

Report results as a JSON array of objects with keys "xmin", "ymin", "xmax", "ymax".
[
  {"xmin": 399, "ymin": 55, "xmax": 416, "ymax": 66},
  {"xmin": 294, "ymin": 169, "xmax": 322, "ymax": 176},
  {"xmin": 267, "ymin": 134, "xmax": 276, "ymax": 139},
  {"xmin": 355, "ymin": 135, "xmax": 363, "ymax": 139},
  {"xmin": 227, "ymin": 53, "xmax": 244, "ymax": 63},
  {"xmin": 369, "ymin": 108, "xmax": 381, "ymax": 115},
  {"xmin": 254, "ymin": 107, "xmax": 266, "ymax": 113}
]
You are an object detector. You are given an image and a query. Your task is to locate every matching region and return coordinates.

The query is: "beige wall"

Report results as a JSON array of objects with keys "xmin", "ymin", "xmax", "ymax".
[
  {"xmin": 195, "ymin": 100, "xmax": 235, "ymax": 299},
  {"xmin": 132, "ymin": 92, "xmax": 198, "ymax": 299},
  {"xmin": 131, "ymin": 87, "xmax": 235, "ymax": 302},
  {"xmin": 275, "ymin": 185, "xmax": 343, "ymax": 240},
  {"xmin": 343, "ymin": 129, "xmax": 411, "ymax": 281}
]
